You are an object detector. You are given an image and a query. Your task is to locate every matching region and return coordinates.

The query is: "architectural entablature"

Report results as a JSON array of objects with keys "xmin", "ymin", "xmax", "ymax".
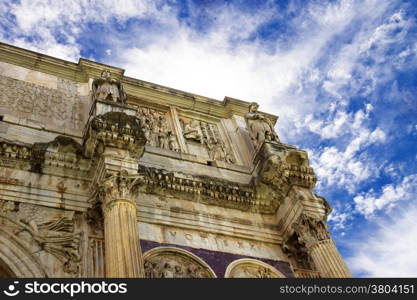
[{"xmin": 0, "ymin": 42, "xmax": 277, "ymax": 121}]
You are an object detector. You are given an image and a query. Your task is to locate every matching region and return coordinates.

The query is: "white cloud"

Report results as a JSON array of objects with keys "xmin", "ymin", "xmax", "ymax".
[
  {"xmin": 308, "ymin": 115, "xmax": 386, "ymax": 193},
  {"xmin": 328, "ymin": 207, "xmax": 353, "ymax": 231},
  {"xmin": 1, "ymin": 0, "xmax": 164, "ymax": 61},
  {"xmin": 347, "ymin": 205, "xmax": 417, "ymax": 277},
  {"xmin": 353, "ymin": 174, "xmax": 417, "ymax": 216}
]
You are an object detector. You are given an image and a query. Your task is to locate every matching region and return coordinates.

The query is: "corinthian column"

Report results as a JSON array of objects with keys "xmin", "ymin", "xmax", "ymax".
[
  {"xmin": 293, "ymin": 213, "xmax": 351, "ymax": 278},
  {"xmin": 100, "ymin": 171, "xmax": 144, "ymax": 277},
  {"xmin": 309, "ymin": 239, "xmax": 351, "ymax": 277}
]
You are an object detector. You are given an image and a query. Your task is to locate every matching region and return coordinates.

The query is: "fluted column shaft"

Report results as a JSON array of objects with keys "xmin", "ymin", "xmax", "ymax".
[
  {"xmin": 103, "ymin": 197, "xmax": 144, "ymax": 277},
  {"xmin": 310, "ymin": 239, "xmax": 351, "ymax": 278}
]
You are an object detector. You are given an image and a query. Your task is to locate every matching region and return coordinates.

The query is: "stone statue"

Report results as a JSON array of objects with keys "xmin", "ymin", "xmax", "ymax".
[
  {"xmin": 92, "ymin": 70, "xmax": 127, "ymax": 104},
  {"xmin": 244, "ymin": 102, "xmax": 279, "ymax": 147}
]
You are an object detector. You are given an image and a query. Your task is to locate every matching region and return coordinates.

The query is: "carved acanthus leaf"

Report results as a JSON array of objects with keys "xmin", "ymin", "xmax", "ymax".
[{"xmin": 292, "ymin": 213, "xmax": 331, "ymax": 248}]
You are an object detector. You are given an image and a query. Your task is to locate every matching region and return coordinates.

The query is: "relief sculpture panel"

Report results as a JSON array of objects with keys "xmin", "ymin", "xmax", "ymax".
[
  {"xmin": 144, "ymin": 247, "xmax": 215, "ymax": 278},
  {"xmin": 225, "ymin": 259, "xmax": 284, "ymax": 278},
  {"xmin": 0, "ymin": 200, "xmax": 82, "ymax": 276},
  {"xmin": 180, "ymin": 117, "xmax": 235, "ymax": 163},
  {"xmin": 136, "ymin": 106, "xmax": 180, "ymax": 152}
]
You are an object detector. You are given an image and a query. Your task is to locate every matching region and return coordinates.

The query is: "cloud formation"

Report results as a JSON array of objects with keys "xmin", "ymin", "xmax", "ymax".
[
  {"xmin": 354, "ymin": 174, "xmax": 417, "ymax": 217},
  {"xmin": 348, "ymin": 204, "xmax": 417, "ymax": 277}
]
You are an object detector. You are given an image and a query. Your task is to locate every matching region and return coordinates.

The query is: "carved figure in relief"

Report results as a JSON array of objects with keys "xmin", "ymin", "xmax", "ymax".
[
  {"xmin": 168, "ymin": 131, "xmax": 180, "ymax": 152},
  {"xmin": 92, "ymin": 70, "xmax": 127, "ymax": 104},
  {"xmin": 144, "ymin": 251, "xmax": 214, "ymax": 278},
  {"xmin": 162, "ymin": 262, "xmax": 175, "ymax": 278},
  {"xmin": 223, "ymin": 144, "xmax": 235, "ymax": 164},
  {"xmin": 149, "ymin": 116, "xmax": 160, "ymax": 147},
  {"xmin": 136, "ymin": 106, "xmax": 181, "ymax": 152},
  {"xmin": 174, "ymin": 265, "xmax": 184, "ymax": 277},
  {"xmin": 244, "ymin": 102, "xmax": 280, "ymax": 147},
  {"xmin": 206, "ymin": 138, "xmax": 225, "ymax": 161},
  {"xmin": 183, "ymin": 120, "xmax": 203, "ymax": 142},
  {"xmin": 158, "ymin": 116, "xmax": 170, "ymax": 149},
  {"xmin": 229, "ymin": 264, "xmax": 278, "ymax": 278}
]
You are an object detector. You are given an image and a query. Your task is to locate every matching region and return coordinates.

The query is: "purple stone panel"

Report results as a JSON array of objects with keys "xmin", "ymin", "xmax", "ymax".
[{"xmin": 140, "ymin": 240, "xmax": 295, "ymax": 278}]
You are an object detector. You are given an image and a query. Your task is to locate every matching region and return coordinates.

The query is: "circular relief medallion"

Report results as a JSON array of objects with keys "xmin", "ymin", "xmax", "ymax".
[
  {"xmin": 144, "ymin": 247, "xmax": 215, "ymax": 278},
  {"xmin": 226, "ymin": 259, "xmax": 284, "ymax": 278}
]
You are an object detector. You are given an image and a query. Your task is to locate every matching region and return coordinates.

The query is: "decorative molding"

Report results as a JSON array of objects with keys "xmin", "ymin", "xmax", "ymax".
[{"xmin": 136, "ymin": 165, "xmax": 261, "ymax": 212}]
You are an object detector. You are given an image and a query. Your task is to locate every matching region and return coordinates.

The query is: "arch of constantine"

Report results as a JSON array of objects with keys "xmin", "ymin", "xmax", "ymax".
[{"xmin": 0, "ymin": 42, "xmax": 351, "ymax": 278}]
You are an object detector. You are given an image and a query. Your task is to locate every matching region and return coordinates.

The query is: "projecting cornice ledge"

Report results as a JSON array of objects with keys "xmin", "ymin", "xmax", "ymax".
[{"xmin": 0, "ymin": 42, "xmax": 274, "ymax": 119}]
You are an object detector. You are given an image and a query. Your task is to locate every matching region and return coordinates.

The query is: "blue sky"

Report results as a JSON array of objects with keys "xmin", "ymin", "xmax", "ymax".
[{"xmin": 1, "ymin": 0, "xmax": 416, "ymax": 277}]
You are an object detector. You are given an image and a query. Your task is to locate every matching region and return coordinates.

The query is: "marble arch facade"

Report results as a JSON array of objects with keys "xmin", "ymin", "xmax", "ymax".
[{"xmin": 0, "ymin": 42, "xmax": 351, "ymax": 278}]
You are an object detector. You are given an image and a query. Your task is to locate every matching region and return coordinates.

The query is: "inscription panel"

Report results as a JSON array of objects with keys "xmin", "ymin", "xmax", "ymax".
[
  {"xmin": 0, "ymin": 73, "xmax": 88, "ymax": 135},
  {"xmin": 139, "ymin": 223, "xmax": 285, "ymax": 260}
]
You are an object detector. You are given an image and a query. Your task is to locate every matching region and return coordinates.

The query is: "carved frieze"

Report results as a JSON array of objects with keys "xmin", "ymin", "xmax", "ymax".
[
  {"xmin": 0, "ymin": 75, "xmax": 84, "ymax": 128},
  {"xmin": 136, "ymin": 106, "xmax": 180, "ymax": 152},
  {"xmin": 0, "ymin": 200, "xmax": 82, "ymax": 276},
  {"xmin": 0, "ymin": 135, "xmax": 92, "ymax": 178},
  {"xmin": 225, "ymin": 259, "xmax": 283, "ymax": 278},
  {"xmin": 0, "ymin": 138, "xmax": 31, "ymax": 170},
  {"xmin": 180, "ymin": 117, "xmax": 235, "ymax": 163},
  {"xmin": 0, "ymin": 140, "xmax": 30, "ymax": 160}
]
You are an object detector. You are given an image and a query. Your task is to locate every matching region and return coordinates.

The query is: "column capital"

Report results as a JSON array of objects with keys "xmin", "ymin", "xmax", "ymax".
[
  {"xmin": 292, "ymin": 213, "xmax": 331, "ymax": 249},
  {"xmin": 98, "ymin": 170, "xmax": 140, "ymax": 211}
]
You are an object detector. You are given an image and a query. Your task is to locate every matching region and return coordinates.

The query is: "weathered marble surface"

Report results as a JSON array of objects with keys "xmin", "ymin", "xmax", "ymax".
[{"xmin": 0, "ymin": 62, "xmax": 90, "ymax": 138}]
